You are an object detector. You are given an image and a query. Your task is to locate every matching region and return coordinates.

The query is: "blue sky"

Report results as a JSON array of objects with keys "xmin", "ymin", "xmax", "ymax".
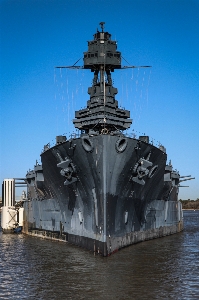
[{"xmin": 0, "ymin": 0, "xmax": 198, "ymax": 199}]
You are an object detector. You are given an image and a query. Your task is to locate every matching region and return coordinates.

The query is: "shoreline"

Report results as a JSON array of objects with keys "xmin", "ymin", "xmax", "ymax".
[{"xmin": 182, "ymin": 209, "xmax": 199, "ymax": 211}]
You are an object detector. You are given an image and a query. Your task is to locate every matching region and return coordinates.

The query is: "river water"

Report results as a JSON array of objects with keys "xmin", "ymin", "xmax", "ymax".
[{"xmin": 0, "ymin": 210, "xmax": 199, "ymax": 300}]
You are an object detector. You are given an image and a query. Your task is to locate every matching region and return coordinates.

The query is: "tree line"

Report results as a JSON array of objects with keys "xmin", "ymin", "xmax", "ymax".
[{"xmin": 180, "ymin": 199, "xmax": 199, "ymax": 209}]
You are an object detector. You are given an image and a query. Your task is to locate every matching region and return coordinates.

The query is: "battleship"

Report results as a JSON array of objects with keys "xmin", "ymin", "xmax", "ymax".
[{"xmin": 22, "ymin": 23, "xmax": 190, "ymax": 256}]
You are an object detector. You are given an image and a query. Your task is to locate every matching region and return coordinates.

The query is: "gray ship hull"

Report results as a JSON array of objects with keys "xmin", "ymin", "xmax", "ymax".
[{"xmin": 23, "ymin": 134, "xmax": 183, "ymax": 256}]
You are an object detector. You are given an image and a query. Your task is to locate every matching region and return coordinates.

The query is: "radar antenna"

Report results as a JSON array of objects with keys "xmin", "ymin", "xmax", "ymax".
[{"xmin": 99, "ymin": 22, "xmax": 105, "ymax": 32}]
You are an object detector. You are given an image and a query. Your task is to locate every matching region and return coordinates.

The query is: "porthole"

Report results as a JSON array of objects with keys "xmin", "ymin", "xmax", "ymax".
[
  {"xmin": 148, "ymin": 165, "xmax": 158, "ymax": 178},
  {"xmin": 115, "ymin": 138, "xmax": 128, "ymax": 153},
  {"xmin": 81, "ymin": 136, "xmax": 93, "ymax": 152}
]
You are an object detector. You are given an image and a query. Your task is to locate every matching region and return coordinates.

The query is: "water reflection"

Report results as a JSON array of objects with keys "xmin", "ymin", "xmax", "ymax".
[{"xmin": 0, "ymin": 211, "xmax": 199, "ymax": 299}]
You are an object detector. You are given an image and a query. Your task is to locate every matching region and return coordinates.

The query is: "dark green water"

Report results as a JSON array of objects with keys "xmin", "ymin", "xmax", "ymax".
[{"xmin": 0, "ymin": 210, "xmax": 199, "ymax": 299}]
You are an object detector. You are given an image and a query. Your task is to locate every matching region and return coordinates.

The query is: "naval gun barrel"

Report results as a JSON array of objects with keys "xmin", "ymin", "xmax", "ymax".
[
  {"xmin": 179, "ymin": 177, "xmax": 195, "ymax": 183},
  {"xmin": 178, "ymin": 185, "xmax": 190, "ymax": 187}
]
